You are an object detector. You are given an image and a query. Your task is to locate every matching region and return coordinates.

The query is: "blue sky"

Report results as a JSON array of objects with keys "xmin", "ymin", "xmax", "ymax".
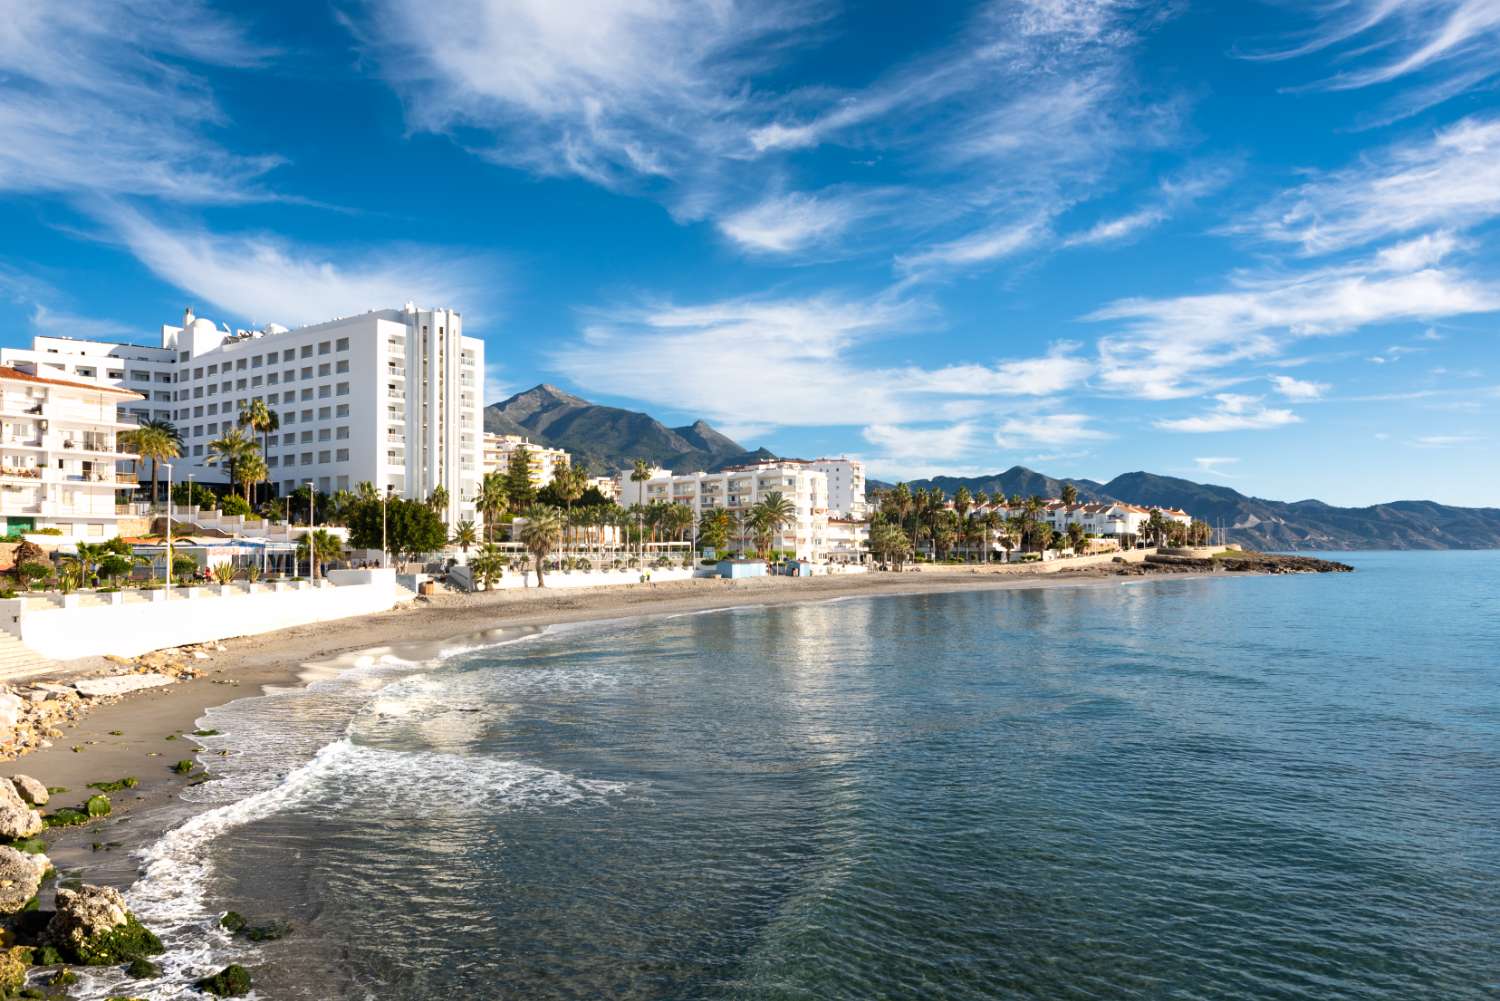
[{"xmin": 3, "ymin": 0, "xmax": 1499, "ymax": 506}]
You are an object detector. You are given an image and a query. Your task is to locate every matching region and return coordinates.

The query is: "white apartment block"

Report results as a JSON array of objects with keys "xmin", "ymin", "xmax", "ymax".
[
  {"xmin": 617, "ymin": 460, "xmax": 832, "ymax": 560},
  {"xmin": 825, "ymin": 516, "xmax": 870, "ymax": 563},
  {"xmin": 2, "ymin": 304, "xmax": 483, "ymax": 526},
  {"xmin": 0, "ymin": 367, "xmax": 141, "ymax": 539},
  {"xmin": 809, "ymin": 457, "xmax": 866, "ymax": 517},
  {"xmin": 482, "ymin": 433, "xmax": 569, "ymax": 488}
]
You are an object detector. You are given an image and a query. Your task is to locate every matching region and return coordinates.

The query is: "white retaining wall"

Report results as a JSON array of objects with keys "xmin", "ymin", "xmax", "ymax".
[
  {"xmin": 0, "ymin": 571, "xmax": 402, "ymax": 661},
  {"xmin": 455, "ymin": 567, "xmax": 698, "ymax": 591}
]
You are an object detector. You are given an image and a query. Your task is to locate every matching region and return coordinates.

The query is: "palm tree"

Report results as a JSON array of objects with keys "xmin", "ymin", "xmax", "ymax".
[
  {"xmin": 450, "ymin": 519, "xmax": 478, "ymax": 557},
  {"xmin": 552, "ymin": 460, "xmax": 588, "ymax": 550},
  {"xmin": 698, "ymin": 505, "xmax": 732, "ymax": 557},
  {"xmin": 236, "ymin": 451, "xmax": 268, "ymax": 504},
  {"xmin": 518, "ymin": 505, "xmax": 564, "ymax": 587},
  {"xmin": 1066, "ymin": 521, "xmax": 1087, "ymax": 555},
  {"xmin": 1061, "ymin": 483, "xmax": 1078, "ymax": 506},
  {"xmin": 629, "ymin": 458, "xmax": 653, "ymax": 563},
  {"xmin": 478, "ymin": 470, "xmax": 509, "ymax": 543},
  {"xmin": 206, "ymin": 426, "xmax": 258, "ymax": 499},
  {"xmin": 427, "ymin": 485, "xmax": 450, "ymax": 516},
  {"xmin": 869, "ymin": 521, "xmax": 912, "ymax": 569},
  {"xmin": 120, "ymin": 418, "xmax": 181, "ymax": 507},
  {"xmin": 237, "ymin": 399, "xmax": 279, "ymax": 505},
  {"xmin": 297, "ymin": 528, "xmax": 345, "ymax": 576},
  {"xmin": 953, "ymin": 486, "xmax": 973, "ymax": 561},
  {"xmin": 752, "ymin": 491, "xmax": 796, "ymax": 559}
]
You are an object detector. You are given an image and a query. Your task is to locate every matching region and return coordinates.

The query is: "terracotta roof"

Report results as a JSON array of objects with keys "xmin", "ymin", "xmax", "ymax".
[{"xmin": 0, "ymin": 366, "xmax": 144, "ymax": 399}]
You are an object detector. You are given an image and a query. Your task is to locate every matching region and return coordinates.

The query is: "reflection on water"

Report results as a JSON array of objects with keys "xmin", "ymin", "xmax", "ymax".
[{"xmin": 118, "ymin": 555, "xmax": 1500, "ymax": 1001}]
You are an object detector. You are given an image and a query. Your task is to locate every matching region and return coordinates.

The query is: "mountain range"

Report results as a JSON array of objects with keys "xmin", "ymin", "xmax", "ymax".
[
  {"xmin": 485, "ymin": 386, "xmax": 1500, "ymax": 550},
  {"xmin": 899, "ymin": 468, "xmax": 1500, "ymax": 551},
  {"xmin": 484, "ymin": 385, "xmax": 772, "ymax": 474}
]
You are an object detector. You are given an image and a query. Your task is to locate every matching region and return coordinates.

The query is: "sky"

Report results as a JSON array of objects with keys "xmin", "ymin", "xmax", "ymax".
[{"xmin": 2, "ymin": 0, "xmax": 1499, "ymax": 507}]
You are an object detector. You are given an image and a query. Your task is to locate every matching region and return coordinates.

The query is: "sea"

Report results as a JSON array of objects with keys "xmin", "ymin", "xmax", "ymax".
[{"xmin": 73, "ymin": 551, "xmax": 1500, "ymax": 1000}]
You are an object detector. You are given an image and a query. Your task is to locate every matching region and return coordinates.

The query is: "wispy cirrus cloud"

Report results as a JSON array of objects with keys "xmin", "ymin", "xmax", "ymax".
[
  {"xmin": 1088, "ymin": 232, "xmax": 1500, "ymax": 398},
  {"xmin": 1156, "ymin": 394, "xmax": 1301, "ymax": 433},
  {"xmin": 550, "ymin": 289, "xmax": 1093, "ymax": 433},
  {"xmin": 0, "ymin": 1, "xmax": 279, "ymax": 203},
  {"xmin": 100, "ymin": 205, "xmax": 494, "ymax": 328},
  {"xmin": 1244, "ymin": 116, "xmax": 1500, "ymax": 254},
  {"xmin": 1243, "ymin": 0, "xmax": 1500, "ymax": 123},
  {"xmin": 717, "ymin": 188, "xmax": 884, "ymax": 256},
  {"xmin": 1064, "ymin": 160, "xmax": 1235, "ymax": 247},
  {"xmin": 994, "ymin": 412, "xmax": 1112, "ymax": 449}
]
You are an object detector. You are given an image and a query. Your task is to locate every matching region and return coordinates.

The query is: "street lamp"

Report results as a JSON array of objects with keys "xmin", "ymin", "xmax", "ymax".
[
  {"xmin": 164, "ymin": 462, "xmax": 174, "ymax": 597},
  {"xmin": 307, "ymin": 481, "xmax": 316, "ymax": 583}
]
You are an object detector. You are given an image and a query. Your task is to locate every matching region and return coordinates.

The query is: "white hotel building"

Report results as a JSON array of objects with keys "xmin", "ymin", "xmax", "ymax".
[
  {"xmin": 2, "ymin": 304, "xmax": 484, "ymax": 526},
  {"xmin": 0, "ymin": 367, "xmax": 141, "ymax": 539},
  {"xmin": 617, "ymin": 458, "xmax": 868, "ymax": 561}
]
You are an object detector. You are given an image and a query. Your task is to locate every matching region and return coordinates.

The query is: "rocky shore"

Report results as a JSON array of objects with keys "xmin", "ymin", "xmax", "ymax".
[{"xmin": 1136, "ymin": 552, "xmax": 1356, "ymax": 574}]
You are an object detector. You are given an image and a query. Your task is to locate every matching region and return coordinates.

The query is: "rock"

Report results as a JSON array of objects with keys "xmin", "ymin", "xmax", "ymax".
[
  {"xmin": 192, "ymin": 651, "xmax": 210, "ymax": 660},
  {"xmin": 0, "ymin": 693, "xmax": 21, "ymax": 731},
  {"xmin": 0, "ymin": 776, "xmax": 42, "ymax": 839},
  {"xmin": 45, "ymin": 884, "xmax": 164, "ymax": 965},
  {"xmin": 0, "ymin": 946, "xmax": 27, "ymax": 994},
  {"xmin": 0, "ymin": 845, "xmax": 50, "ymax": 912},
  {"xmin": 72, "ymin": 675, "xmax": 175, "ymax": 698},
  {"xmin": 125, "ymin": 956, "xmax": 160, "ymax": 978},
  {"xmin": 196, "ymin": 964, "xmax": 252, "ymax": 997},
  {"xmin": 11, "ymin": 775, "xmax": 48, "ymax": 806}
]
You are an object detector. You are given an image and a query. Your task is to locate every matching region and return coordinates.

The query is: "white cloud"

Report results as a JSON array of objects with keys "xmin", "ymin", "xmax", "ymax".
[
  {"xmin": 101, "ymin": 205, "xmax": 493, "ymax": 328},
  {"xmin": 862, "ymin": 423, "xmax": 980, "ymax": 461},
  {"xmin": 994, "ymin": 413, "xmax": 1111, "ymax": 449},
  {"xmin": 1155, "ymin": 394, "xmax": 1301, "ymax": 433},
  {"xmin": 1412, "ymin": 434, "xmax": 1483, "ymax": 447},
  {"xmin": 1193, "ymin": 456, "xmax": 1239, "ymax": 475},
  {"xmin": 1245, "ymin": 0, "xmax": 1500, "ymax": 121},
  {"xmin": 1246, "ymin": 117, "xmax": 1500, "ymax": 253},
  {"xmin": 349, "ymin": 0, "xmax": 815, "ymax": 188},
  {"xmin": 1064, "ymin": 207, "xmax": 1167, "ymax": 247},
  {"xmin": 898, "ymin": 217, "xmax": 1049, "ymax": 272},
  {"xmin": 551, "ymin": 290, "xmax": 1092, "ymax": 431},
  {"xmin": 1064, "ymin": 160, "xmax": 1235, "ymax": 247},
  {"xmin": 1088, "ymin": 240, "xmax": 1500, "ymax": 399},
  {"xmin": 1269, "ymin": 374, "xmax": 1329, "ymax": 400},
  {"xmin": 717, "ymin": 190, "xmax": 872, "ymax": 255},
  {"xmin": 0, "ymin": 2, "xmax": 278, "ymax": 203}
]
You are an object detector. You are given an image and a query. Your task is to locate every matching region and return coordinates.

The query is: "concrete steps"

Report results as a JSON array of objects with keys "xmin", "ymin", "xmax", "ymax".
[{"xmin": 0, "ymin": 633, "xmax": 51, "ymax": 682}]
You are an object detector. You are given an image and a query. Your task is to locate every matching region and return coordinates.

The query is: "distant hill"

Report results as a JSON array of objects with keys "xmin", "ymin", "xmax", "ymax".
[
  {"xmin": 484, "ymin": 384, "xmax": 766, "ymax": 474},
  {"xmin": 899, "ymin": 467, "xmax": 1500, "ymax": 551}
]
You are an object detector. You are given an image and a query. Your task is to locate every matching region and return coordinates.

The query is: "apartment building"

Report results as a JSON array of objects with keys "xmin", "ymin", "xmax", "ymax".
[
  {"xmin": 617, "ymin": 460, "xmax": 831, "ymax": 559},
  {"xmin": 481, "ymin": 433, "xmax": 570, "ymax": 488},
  {"xmin": 2, "ymin": 304, "xmax": 483, "ymax": 526},
  {"xmin": 0, "ymin": 367, "xmax": 141, "ymax": 539},
  {"xmin": 809, "ymin": 457, "xmax": 866, "ymax": 517}
]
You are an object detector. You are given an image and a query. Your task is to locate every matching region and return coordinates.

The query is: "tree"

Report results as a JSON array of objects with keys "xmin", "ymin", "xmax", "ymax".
[
  {"xmin": 869, "ymin": 521, "xmax": 912, "ymax": 569},
  {"xmin": 237, "ymin": 399, "xmax": 279, "ymax": 505},
  {"xmin": 953, "ymin": 486, "xmax": 973, "ymax": 561},
  {"xmin": 551, "ymin": 460, "xmax": 588, "ymax": 550},
  {"xmin": 1066, "ymin": 521, "xmax": 1087, "ymax": 555},
  {"xmin": 236, "ymin": 451, "xmax": 268, "ymax": 504},
  {"xmin": 1146, "ymin": 509, "xmax": 1168, "ymax": 548},
  {"xmin": 427, "ymin": 485, "xmax": 450, "ymax": 517},
  {"xmin": 120, "ymin": 418, "xmax": 180, "ymax": 505},
  {"xmin": 628, "ymin": 458, "xmax": 653, "ymax": 562},
  {"xmin": 750, "ymin": 491, "xmax": 795, "ymax": 558},
  {"xmin": 517, "ymin": 505, "xmax": 564, "ymax": 587},
  {"xmin": 171, "ymin": 481, "xmax": 219, "ymax": 509},
  {"xmin": 1061, "ymin": 483, "xmax": 1078, "ymax": 506},
  {"xmin": 469, "ymin": 542, "xmax": 506, "ymax": 588},
  {"xmin": 505, "ymin": 447, "xmax": 537, "ymax": 509},
  {"xmin": 477, "ymin": 471, "xmax": 509, "ymax": 543},
  {"xmin": 206, "ymin": 427, "xmax": 259, "ymax": 499},
  {"xmin": 348, "ymin": 497, "xmax": 446, "ymax": 565},
  {"xmin": 450, "ymin": 520, "xmax": 478, "ymax": 556},
  {"xmin": 698, "ymin": 506, "xmax": 732, "ymax": 555},
  {"xmin": 297, "ymin": 529, "xmax": 345, "ymax": 573}
]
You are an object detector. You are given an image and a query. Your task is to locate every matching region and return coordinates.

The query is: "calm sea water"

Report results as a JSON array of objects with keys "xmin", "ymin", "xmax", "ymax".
[{"xmin": 98, "ymin": 552, "xmax": 1500, "ymax": 1000}]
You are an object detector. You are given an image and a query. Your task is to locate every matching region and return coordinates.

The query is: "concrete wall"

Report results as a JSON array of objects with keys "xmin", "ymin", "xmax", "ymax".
[
  {"xmin": 454, "ymin": 566, "xmax": 697, "ymax": 591},
  {"xmin": 0, "ymin": 570, "xmax": 401, "ymax": 661}
]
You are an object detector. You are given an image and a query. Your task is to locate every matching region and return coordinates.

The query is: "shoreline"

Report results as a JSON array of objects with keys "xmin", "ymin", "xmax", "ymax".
[{"xmin": 13, "ymin": 559, "xmax": 1328, "ymax": 891}]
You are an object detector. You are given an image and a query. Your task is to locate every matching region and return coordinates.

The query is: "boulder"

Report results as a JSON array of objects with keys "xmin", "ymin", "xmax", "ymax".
[
  {"xmin": 46, "ymin": 884, "xmax": 164, "ymax": 965},
  {"xmin": 0, "ymin": 844, "xmax": 49, "ymax": 912},
  {"xmin": 10, "ymin": 774, "xmax": 48, "ymax": 805},
  {"xmin": 72, "ymin": 675, "xmax": 175, "ymax": 698},
  {"xmin": 0, "ymin": 776, "xmax": 42, "ymax": 839},
  {"xmin": 0, "ymin": 692, "xmax": 21, "ymax": 731}
]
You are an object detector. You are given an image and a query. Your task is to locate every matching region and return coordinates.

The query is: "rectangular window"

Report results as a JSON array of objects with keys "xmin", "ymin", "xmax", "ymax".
[
  {"xmin": 284, "ymin": 349, "xmax": 296, "ymax": 362},
  {"xmin": 336, "ymin": 337, "xmax": 349, "ymax": 351},
  {"xmin": 318, "ymin": 450, "xmax": 332, "ymax": 464},
  {"xmin": 318, "ymin": 362, "xmax": 331, "ymax": 377},
  {"xmin": 301, "ymin": 409, "xmax": 313, "ymax": 421},
  {"xmin": 301, "ymin": 430, "xmax": 313, "ymax": 443},
  {"xmin": 318, "ymin": 341, "xmax": 331, "ymax": 355},
  {"xmin": 267, "ymin": 455, "xmax": 278, "ymax": 467},
  {"xmin": 236, "ymin": 378, "xmax": 247, "ymax": 390},
  {"xmin": 318, "ymin": 406, "xmax": 331, "ymax": 420},
  {"xmin": 301, "ymin": 367, "xmax": 313, "ymax": 380},
  {"xmin": 193, "ymin": 406, "xmax": 204, "ymax": 418},
  {"xmin": 335, "ymin": 359, "xmax": 349, "ymax": 374},
  {"xmin": 251, "ymin": 355, "xmax": 263, "ymax": 368},
  {"xmin": 335, "ymin": 382, "xmax": 349, "ymax": 397},
  {"xmin": 335, "ymin": 426, "xmax": 349, "ymax": 440},
  {"xmin": 283, "ymin": 411, "xmax": 294, "ymax": 424},
  {"xmin": 318, "ymin": 385, "xmax": 331, "ymax": 399},
  {"xmin": 236, "ymin": 358, "xmax": 247, "ymax": 371},
  {"xmin": 193, "ymin": 444, "xmax": 204, "ymax": 456},
  {"xmin": 336, "ymin": 404, "xmax": 349, "ymax": 417},
  {"xmin": 193, "ymin": 387, "xmax": 203, "ymax": 399},
  {"xmin": 302, "ymin": 452, "xmax": 313, "ymax": 465},
  {"xmin": 318, "ymin": 428, "xmax": 331, "ymax": 442},
  {"xmin": 207, "ymin": 364, "xmax": 218, "ymax": 375},
  {"xmin": 300, "ymin": 345, "xmax": 313, "ymax": 359},
  {"xmin": 335, "ymin": 448, "xmax": 349, "ymax": 462},
  {"xmin": 284, "ymin": 369, "xmax": 296, "ymax": 382},
  {"xmin": 300, "ymin": 388, "xmax": 312, "ymax": 401},
  {"xmin": 251, "ymin": 376, "xmax": 262, "ymax": 388},
  {"xmin": 267, "ymin": 372, "xmax": 278, "ymax": 385}
]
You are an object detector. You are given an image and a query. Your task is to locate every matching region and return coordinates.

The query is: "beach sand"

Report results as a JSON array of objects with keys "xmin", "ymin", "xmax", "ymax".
[{"xmin": 16, "ymin": 565, "xmax": 1200, "ymax": 883}]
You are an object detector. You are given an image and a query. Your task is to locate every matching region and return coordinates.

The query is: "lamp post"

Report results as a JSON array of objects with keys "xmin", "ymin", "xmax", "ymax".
[
  {"xmin": 307, "ymin": 481, "xmax": 316, "ymax": 583},
  {"xmin": 382, "ymin": 483, "xmax": 393, "ymax": 570},
  {"xmin": 164, "ymin": 462, "xmax": 174, "ymax": 597}
]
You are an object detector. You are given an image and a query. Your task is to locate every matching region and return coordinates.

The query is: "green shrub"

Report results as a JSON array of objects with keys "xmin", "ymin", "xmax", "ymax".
[{"xmin": 87, "ymin": 777, "xmax": 138, "ymax": 793}]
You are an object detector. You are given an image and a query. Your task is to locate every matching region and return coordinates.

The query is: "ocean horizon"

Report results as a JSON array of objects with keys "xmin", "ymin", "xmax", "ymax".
[{"xmin": 79, "ymin": 551, "xmax": 1500, "ymax": 1000}]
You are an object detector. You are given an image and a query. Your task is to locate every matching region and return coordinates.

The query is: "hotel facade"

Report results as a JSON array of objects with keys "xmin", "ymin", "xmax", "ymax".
[
  {"xmin": 2, "ymin": 304, "xmax": 484, "ymax": 526},
  {"xmin": 0, "ymin": 367, "xmax": 141, "ymax": 539}
]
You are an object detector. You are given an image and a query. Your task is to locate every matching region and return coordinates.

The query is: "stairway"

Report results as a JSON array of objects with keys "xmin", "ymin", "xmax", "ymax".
[{"xmin": 0, "ymin": 633, "xmax": 51, "ymax": 682}]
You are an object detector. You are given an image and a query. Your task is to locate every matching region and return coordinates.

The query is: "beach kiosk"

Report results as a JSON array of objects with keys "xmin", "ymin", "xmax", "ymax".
[{"xmin": 717, "ymin": 558, "xmax": 767, "ymax": 579}]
